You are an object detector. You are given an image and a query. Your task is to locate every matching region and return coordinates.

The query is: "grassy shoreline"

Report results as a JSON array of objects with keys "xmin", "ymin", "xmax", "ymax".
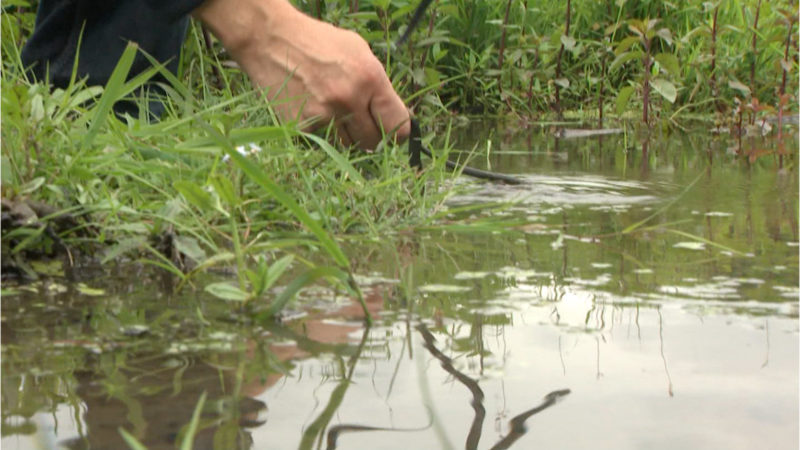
[{"xmin": 2, "ymin": 1, "xmax": 796, "ymax": 316}]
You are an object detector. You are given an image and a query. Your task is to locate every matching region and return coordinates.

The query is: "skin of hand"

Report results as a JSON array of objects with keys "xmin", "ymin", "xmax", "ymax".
[{"xmin": 193, "ymin": 0, "xmax": 410, "ymax": 149}]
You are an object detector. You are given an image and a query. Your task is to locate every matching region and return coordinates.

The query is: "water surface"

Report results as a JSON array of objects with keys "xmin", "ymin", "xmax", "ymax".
[{"xmin": 2, "ymin": 124, "xmax": 798, "ymax": 449}]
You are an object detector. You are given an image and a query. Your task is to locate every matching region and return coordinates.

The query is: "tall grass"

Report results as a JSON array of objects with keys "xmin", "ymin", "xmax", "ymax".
[
  {"xmin": 321, "ymin": 0, "xmax": 797, "ymax": 122},
  {"xmin": 0, "ymin": 12, "xmax": 459, "ymax": 319}
]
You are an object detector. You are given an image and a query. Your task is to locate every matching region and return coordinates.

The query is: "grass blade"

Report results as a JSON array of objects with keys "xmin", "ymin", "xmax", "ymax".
[
  {"xmin": 118, "ymin": 428, "xmax": 147, "ymax": 450},
  {"xmin": 81, "ymin": 43, "xmax": 138, "ymax": 150},
  {"xmin": 179, "ymin": 391, "xmax": 207, "ymax": 450},
  {"xmin": 261, "ymin": 265, "xmax": 350, "ymax": 319}
]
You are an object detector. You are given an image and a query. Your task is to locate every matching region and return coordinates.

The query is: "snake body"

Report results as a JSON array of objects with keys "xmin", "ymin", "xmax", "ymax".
[{"xmin": 400, "ymin": 1, "xmax": 525, "ymax": 185}]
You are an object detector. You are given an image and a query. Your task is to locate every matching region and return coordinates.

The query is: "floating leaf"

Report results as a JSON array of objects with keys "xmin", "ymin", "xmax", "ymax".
[
  {"xmin": 650, "ymin": 78, "xmax": 677, "ymax": 103},
  {"xmin": 453, "ymin": 271, "xmax": 491, "ymax": 280},
  {"xmin": 205, "ymin": 282, "xmax": 249, "ymax": 302},
  {"xmin": 419, "ymin": 284, "xmax": 471, "ymax": 293},
  {"xmin": 30, "ymin": 260, "xmax": 64, "ymax": 277},
  {"xmin": 76, "ymin": 283, "xmax": 106, "ymax": 296},
  {"xmin": 673, "ymin": 241, "xmax": 706, "ymax": 251}
]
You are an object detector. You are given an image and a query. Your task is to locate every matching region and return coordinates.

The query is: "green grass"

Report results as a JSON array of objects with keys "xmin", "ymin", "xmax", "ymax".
[
  {"xmin": 1, "ymin": 0, "xmax": 796, "ymax": 317},
  {"xmin": 0, "ymin": 11, "xmax": 466, "ymax": 318}
]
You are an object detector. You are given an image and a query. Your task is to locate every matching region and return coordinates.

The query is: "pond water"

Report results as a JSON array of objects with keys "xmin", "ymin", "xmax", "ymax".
[{"xmin": 2, "ymin": 124, "xmax": 798, "ymax": 450}]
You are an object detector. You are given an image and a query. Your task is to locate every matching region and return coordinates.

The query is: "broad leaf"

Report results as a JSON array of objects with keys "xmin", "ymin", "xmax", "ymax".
[
  {"xmin": 650, "ymin": 78, "xmax": 677, "ymax": 103},
  {"xmin": 728, "ymin": 79, "xmax": 751, "ymax": 96},
  {"xmin": 610, "ymin": 50, "xmax": 643, "ymax": 72},
  {"xmin": 174, "ymin": 180, "xmax": 215, "ymax": 212},
  {"xmin": 616, "ymin": 85, "xmax": 636, "ymax": 115},
  {"xmin": 654, "ymin": 53, "xmax": 680, "ymax": 77},
  {"xmin": 173, "ymin": 236, "xmax": 206, "ymax": 262},
  {"xmin": 205, "ymin": 282, "xmax": 249, "ymax": 302},
  {"xmin": 560, "ymin": 35, "xmax": 576, "ymax": 50}
]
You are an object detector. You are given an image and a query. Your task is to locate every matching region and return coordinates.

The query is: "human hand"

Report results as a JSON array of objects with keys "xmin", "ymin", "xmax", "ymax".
[{"xmin": 193, "ymin": 0, "xmax": 410, "ymax": 149}]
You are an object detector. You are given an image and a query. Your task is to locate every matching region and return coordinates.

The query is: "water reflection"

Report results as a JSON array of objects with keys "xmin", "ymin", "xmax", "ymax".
[{"xmin": 2, "ymin": 126, "xmax": 798, "ymax": 449}]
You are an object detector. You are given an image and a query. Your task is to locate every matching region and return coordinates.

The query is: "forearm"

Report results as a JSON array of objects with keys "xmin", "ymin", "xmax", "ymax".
[
  {"xmin": 191, "ymin": 0, "xmax": 409, "ymax": 148},
  {"xmin": 192, "ymin": 0, "xmax": 299, "ymax": 57}
]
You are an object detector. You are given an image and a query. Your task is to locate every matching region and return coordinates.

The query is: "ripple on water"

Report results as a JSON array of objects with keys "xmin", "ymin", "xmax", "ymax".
[{"xmin": 447, "ymin": 174, "xmax": 664, "ymax": 210}]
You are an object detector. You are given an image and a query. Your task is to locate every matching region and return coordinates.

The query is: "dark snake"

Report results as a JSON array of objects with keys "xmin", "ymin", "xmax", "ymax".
[{"xmin": 398, "ymin": 0, "xmax": 525, "ymax": 185}]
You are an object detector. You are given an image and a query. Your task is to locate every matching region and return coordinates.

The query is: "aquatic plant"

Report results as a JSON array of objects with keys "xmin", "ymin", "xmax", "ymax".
[{"xmin": 611, "ymin": 18, "xmax": 679, "ymax": 125}]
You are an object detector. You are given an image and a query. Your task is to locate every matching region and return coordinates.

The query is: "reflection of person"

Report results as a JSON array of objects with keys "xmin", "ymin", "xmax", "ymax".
[
  {"xmin": 21, "ymin": 0, "xmax": 410, "ymax": 149},
  {"xmin": 57, "ymin": 285, "xmax": 388, "ymax": 449}
]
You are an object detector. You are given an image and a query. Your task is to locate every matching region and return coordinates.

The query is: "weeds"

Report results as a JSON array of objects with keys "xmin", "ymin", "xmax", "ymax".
[
  {"xmin": 2, "ymin": 0, "xmax": 797, "ymax": 319},
  {"xmin": 1, "ymin": 19, "xmax": 458, "ymax": 319}
]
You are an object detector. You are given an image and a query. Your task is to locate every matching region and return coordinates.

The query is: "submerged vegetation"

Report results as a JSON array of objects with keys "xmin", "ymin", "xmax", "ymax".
[{"xmin": 1, "ymin": 0, "xmax": 797, "ymax": 315}]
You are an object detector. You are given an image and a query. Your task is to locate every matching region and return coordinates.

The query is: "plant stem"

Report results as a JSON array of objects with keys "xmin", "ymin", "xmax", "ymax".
[
  {"xmin": 418, "ymin": 0, "xmax": 439, "ymax": 70},
  {"xmin": 710, "ymin": 4, "xmax": 721, "ymax": 112},
  {"xmin": 599, "ymin": 50, "xmax": 606, "ymax": 128},
  {"xmin": 498, "ymin": 0, "xmax": 514, "ymax": 93},
  {"xmin": 201, "ymin": 26, "xmax": 223, "ymax": 90},
  {"xmin": 780, "ymin": 14, "xmax": 795, "ymax": 96},
  {"xmin": 554, "ymin": 0, "xmax": 571, "ymax": 119},
  {"xmin": 643, "ymin": 37, "xmax": 651, "ymax": 125},
  {"xmin": 749, "ymin": 0, "xmax": 762, "ymax": 117}
]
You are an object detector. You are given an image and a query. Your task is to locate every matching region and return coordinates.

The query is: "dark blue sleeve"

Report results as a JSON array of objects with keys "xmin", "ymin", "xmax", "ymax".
[{"xmin": 21, "ymin": 0, "xmax": 204, "ymax": 89}]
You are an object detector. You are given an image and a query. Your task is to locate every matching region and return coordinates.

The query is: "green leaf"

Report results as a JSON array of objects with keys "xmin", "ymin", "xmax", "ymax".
[
  {"xmin": 119, "ymin": 428, "xmax": 148, "ymax": 450},
  {"xmin": 616, "ymin": 85, "xmax": 636, "ymax": 115},
  {"xmin": 82, "ymin": 43, "xmax": 138, "ymax": 150},
  {"xmin": 560, "ymin": 34, "xmax": 576, "ymax": 50},
  {"xmin": 654, "ymin": 53, "xmax": 680, "ymax": 78},
  {"xmin": 610, "ymin": 50, "xmax": 643, "ymax": 72},
  {"xmin": 18, "ymin": 177, "xmax": 45, "ymax": 195},
  {"xmin": 1, "ymin": 156, "xmax": 13, "ymax": 185},
  {"xmin": 174, "ymin": 180, "xmax": 215, "ymax": 212},
  {"xmin": 179, "ymin": 391, "xmax": 207, "ymax": 450},
  {"xmin": 262, "ymin": 266, "xmax": 349, "ymax": 319},
  {"xmin": 76, "ymin": 283, "xmax": 106, "ymax": 296},
  {"xmin": 655, "ymin": 28, "xmax": 673, "ymax": 46},
  {"xmin": 264, "ymin": 255, "xmax": 294, "ymax": 292},
  {"xmin": 728, "ymin": 79, "xmax": 751, "ymax": 96},
  {"xmin": 614, "ymin": 36, "xmax": 640, "ymax": 55},
  {"xmin": 223, "ymin": 143, "xmax": 349, "ymax": 268},
  {"xmin": 303, "ymin": 134, "xmax": 365, "ymax": 184},
  {"xmin": 173, "ymin": 236, "xmax": 207, "ymax": 262},
  {"xmin": 102, "ymin": 237, "xmax": 147, "ymax": 263},
  {"xmin": 209, "ymin": 175, "xmax": 238, "ymax": 207},
  {"xmin": 176, "ymin": 126, "xmax": 289, "ymax": 152},
  {"xmin": 205, "ymin": 282, "xmax": 250, "ymax": 302},
  {"xmin": 650, "ymin": 78, "xmax": 677, "ymax": 103}
]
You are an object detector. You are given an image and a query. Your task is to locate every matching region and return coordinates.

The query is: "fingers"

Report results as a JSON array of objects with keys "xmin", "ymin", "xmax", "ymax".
[
  {"xmin": 369, "ymin": 80, "xmax": 411, "ymax": 144},
  {"xmin": 336, "ymin": 82, "xmax": 411, "ymax": 150},
  {"xmin": 337, "ymin": 122, "xmax": 354, "ymax": 148}
]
